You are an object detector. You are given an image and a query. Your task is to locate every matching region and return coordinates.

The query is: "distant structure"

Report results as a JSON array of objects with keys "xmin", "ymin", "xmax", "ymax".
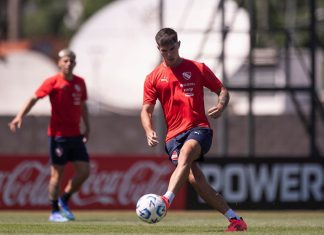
[
  {"xmin": 0, "ymin": 50, "xmax": 57, "ymax": 115},
  {"xmin": 70, "ymin": 0, "xmax": 250, "ymax": 114}
]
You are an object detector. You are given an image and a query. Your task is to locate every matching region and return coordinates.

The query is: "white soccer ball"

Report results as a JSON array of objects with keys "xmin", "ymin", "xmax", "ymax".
[{"xmin": 136, "ymin": 194, "xmax": 167, "ymax": 224}]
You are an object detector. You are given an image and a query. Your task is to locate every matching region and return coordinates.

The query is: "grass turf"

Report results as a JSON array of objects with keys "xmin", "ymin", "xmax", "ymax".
[{"xmin": 0, "ymin": 210, "xmax": 323, "ymax": 234}]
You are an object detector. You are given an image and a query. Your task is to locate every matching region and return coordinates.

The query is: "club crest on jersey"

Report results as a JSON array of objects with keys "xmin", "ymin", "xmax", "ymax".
[
  {"xmin": 182, "ymin": 72, "xmax": 192, "ymax": 80},
  {"xmin": 74, "ymin": 84, "xmax": 81, "ymax": 92},
  {"xmin": 55, "ymin": 147, "xmax": 63, "ymax": 157}
]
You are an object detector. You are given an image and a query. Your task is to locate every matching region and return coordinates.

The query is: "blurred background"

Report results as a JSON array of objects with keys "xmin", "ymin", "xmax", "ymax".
[
  {"xmin": 1, "ymin": 0, "xmax": 323, "ymax": 157},
  {"xmin": 0, "ymin": 0, "xmax": 324, "ymax": 210}
]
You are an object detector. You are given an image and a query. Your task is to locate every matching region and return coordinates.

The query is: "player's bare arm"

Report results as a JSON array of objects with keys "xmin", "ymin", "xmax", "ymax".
[
  {"xmin": 8, "ymin": 95, "xmax": 39, "ymax": 132},
  {"xmin": 208, "ymin": 86, "xmax": 230, "ymax": 119},
  {"xmin": 141, "ymin": 103, "xmax": 159, "ymax": 147}
]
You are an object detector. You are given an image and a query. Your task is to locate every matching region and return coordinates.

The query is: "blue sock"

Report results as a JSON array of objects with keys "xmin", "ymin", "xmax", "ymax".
[{"xmin": 224, "ymin": 209, "xmax": 240, "ymax": 220}]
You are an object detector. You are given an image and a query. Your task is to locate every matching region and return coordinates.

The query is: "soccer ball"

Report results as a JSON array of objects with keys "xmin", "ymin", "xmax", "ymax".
[{"xmin": 136, "ymin": 194, "xmax": 167, "ymax": 224}]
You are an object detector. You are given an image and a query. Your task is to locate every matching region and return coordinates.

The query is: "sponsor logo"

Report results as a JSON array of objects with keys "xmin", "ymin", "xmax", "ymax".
[
  {"xmin": 55, "ymin": 147, "xmax": 63, "ymax": 157},
  {"xmin": 181, "ymin": 84, "xmax": 195, "ymax": 97},
  {"xmin": 182, "ymin": 72, "xmax": 192, "ymax": 80},
  {"xmin": 180, "ymin": 82, "xmax": 195, "ymax": 88},
  {"xmin": 0, "ymin": 159, "xmax": 173, "ymax": 208},
  {"xmin": 160, "ymin": 77, "xmax": 168, "ymax": 82},
  {"xmin": 201, "ymin": 163, "xmax": 324, "ymax": 203},
  {"xmin": 185, "ymin": 93, "xmax": 194, "ymax": 97}
]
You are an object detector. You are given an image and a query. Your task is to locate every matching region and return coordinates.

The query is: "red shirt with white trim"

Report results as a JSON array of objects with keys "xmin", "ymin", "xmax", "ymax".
[
  {"xmin": 143, "ymin": 59, "xmax": 223, "ymax": 142},
  {"xmin": 35, "ymin": 73, "xmax": 87, "ymax": 137}
]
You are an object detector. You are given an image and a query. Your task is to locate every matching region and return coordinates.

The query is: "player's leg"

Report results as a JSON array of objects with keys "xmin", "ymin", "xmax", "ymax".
[
  {"xmin": 188, "ymin": 162, "xmax": 247, "ymax": 231},
  {"xmin": 59, "ymin": 136, "xmax": 90, "ymax": 220},
  {"xmin": 59, "ymin": 160, "xmax": 90, "ymax": 220},
  {"xmin": 61, "ymin": 137, "xmax": 90, "ymax": 195},
  {"xmin": 188, "ymin": 162, "xmax": 229, "ymax": 214},
  {"xmin": 167, "ymin": 139, "xmax": 201, "ymax": 194},
  {"xmin": 63, "ymin": 160, "xmax": 90, "ymax": 194},
  {"xmin": 162, "ymin": 138, "xmax": 201, "ymax": 208},
  {"xmin": 48, "ymin": 137, "xmax": 68, "ymax": 222},
  {"xmin": 162, "ymin": 128, "xmax": 212, "ymax": 207},
  {"xmin": 48, "ymin": 164, "xmax": 68, "ymax": 222}
]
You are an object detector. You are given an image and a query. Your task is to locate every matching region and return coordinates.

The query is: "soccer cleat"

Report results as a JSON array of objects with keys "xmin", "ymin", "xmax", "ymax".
[
  {"xmin": 161, "ymin": 195, "xmax": 170, "ymax": 209},
  {"xmin": 58, "ymin": 198, "xmax": 75, "ymax": 220},
  {"xmin": 225, "ymin": 217, "xmax": 247, "ymax": 232},
  {"xmin": 48, "ymin": 212, "xmax": 69, "ymax": 222}
]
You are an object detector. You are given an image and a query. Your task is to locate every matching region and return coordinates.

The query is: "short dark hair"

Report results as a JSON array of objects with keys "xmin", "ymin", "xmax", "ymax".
[{"xmin": 155, "ymin": 28, "xmax": 178, "ymax": 47}]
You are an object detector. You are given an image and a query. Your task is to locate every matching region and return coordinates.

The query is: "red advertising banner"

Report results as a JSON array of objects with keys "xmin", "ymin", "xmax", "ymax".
[{"xmin": 0, "ymin": 155, "xmax": 186, "ymax": 210}]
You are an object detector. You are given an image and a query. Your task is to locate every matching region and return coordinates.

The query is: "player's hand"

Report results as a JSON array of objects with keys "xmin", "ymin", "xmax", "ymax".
[
  {"xmin": 207, "ymin": 105, "xmax": 223, "ymax": 119},
  {"xmin": 82, "ymin": 128, "xmax": 90, "ymax": 143},
  {"xmin": 82, "ymin": 134, "xmax": 88, "ymax": 143},
  {"xmin": 146, "ymin": 130, "xmax": 159, "ymax": 147},
  {"xmin": 8, "ymin": 117, "xmax": 22, "ymax": 133}
]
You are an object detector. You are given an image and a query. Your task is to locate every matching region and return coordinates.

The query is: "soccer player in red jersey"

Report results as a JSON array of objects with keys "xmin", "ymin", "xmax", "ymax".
[
  {"xmin": 141, "ymin": 28, "xmax": 247, "ymax": 232},
  {"xmin": 8, "ymin": 49, "xmax": 90, "ymax": 222}
]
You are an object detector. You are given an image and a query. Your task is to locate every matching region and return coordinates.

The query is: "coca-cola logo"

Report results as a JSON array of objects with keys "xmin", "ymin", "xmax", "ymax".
[
  {"xmin": 0, "ymin": 159, "xmax": 172, "ymax": 208},
  {"xmin": 1, "ymin": 161, "xmax": 49, "ymax": 206},
  {"xmin": 74, "ymin": 160, "xmax": 171, "ymax": 206}
]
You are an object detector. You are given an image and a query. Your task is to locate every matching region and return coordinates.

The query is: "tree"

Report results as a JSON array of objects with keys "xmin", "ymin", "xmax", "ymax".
[{"xmin": 21, "ymin": 0, "xmax": 114, "ymax": 40}]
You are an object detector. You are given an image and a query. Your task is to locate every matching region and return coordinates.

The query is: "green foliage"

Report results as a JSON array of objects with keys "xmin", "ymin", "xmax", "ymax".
[
  {"xmin": 22, "ymin": 1, "xmax": 66, "ymax": 38},
  {"xmin": 22, "ymin": 0, "xmax": 114, "ymax": 39},
  {"xmin": 20, "ymin": 0, "xmax": 324, "ymax": 48},
  {"xmin": 233, "ymin": 0, "xmax": 324, "ymax": 48},
  {"xmin": 81, "ymin": 0, "xmax": 114, "ymax": 22}
]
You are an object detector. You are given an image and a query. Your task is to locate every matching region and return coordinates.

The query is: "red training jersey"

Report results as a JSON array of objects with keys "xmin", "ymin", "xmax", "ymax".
[
  {"xmin": 35, "ymin": 73, "xmax": 87, "ymax": 137},
  {"xmin": 143, "ymin": 58, "xmax": 223, "ymax": 142}
]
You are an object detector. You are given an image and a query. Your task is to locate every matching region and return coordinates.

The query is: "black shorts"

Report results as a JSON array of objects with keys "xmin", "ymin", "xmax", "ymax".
[
  {"xmin": 49, "ymin": 136, "xmax": 90, "ymax": 165},
  {"xmin": 165, "ymin": 127, "xmax": 213, "ymax": 165}
]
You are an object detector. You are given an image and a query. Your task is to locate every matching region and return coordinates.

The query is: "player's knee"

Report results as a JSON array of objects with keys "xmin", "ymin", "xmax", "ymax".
[
  {"xmin": 188, "ymin": 173, "xmax": 195, "ymax": 184},
  {"xmin": 78, "ymin": 165, "xmax": 90, "ymax": 180},
  {"xmin": 73, "ymin": 161, "xmax": 90, "ymax": 179},
  {"xmin": 180, "ymin": 142, "xmax": 201, "ymax": 162},
  {"xmin": 79, "ymin": 170, "xmax": 89, "ymax": 182},
  {"xmin": 50, "ymin": 170, "xmax": 63, "ymax": 183},
  {"xmin": 188, "ymin": 171, "xmax": 203, "ymax": 185},
  {"xmin": 179, "ymin": 149, "xmax": 196, "ymax": 163},
  {"xmin": 188, "ymin": 165, "xmax": 207, "ymax": 185}
]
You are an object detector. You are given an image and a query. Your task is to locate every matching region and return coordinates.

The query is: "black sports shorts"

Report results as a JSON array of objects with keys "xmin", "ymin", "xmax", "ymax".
[
  {"xmin": 49, "ymin": 136, "xmax": 89, "ymax": 165},
  {"xmin": 165, "ymin": 127, "xmax": 213, "ymax": 165}
]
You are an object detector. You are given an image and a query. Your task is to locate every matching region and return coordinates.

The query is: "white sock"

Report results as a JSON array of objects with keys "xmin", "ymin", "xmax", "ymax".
[
  {"xmin": 163, "ymin": 191, "xmax": 175, "ymax": 204},
  {"xmin": 224, "ymin": 209, "xmax": 240, "ymax": 220}
]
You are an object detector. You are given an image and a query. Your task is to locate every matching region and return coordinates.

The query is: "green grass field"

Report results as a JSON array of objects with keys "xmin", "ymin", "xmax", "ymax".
[{"xmin": 0, "ymin": 210, "xmax": 323, "ymax": 235}]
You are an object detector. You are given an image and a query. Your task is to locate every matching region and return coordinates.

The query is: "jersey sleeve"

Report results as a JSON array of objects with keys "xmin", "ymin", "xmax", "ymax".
[
  {"xmin": 143, "ymin": 75, "xmax": 157, "ymax": 105},
  {"xmin": 201, "ymin": 63, "xmax": 223, "ymax": 93},
  {"xmin": 35, "ymin": 77, "xmax": 55, "ymax": 98}
]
